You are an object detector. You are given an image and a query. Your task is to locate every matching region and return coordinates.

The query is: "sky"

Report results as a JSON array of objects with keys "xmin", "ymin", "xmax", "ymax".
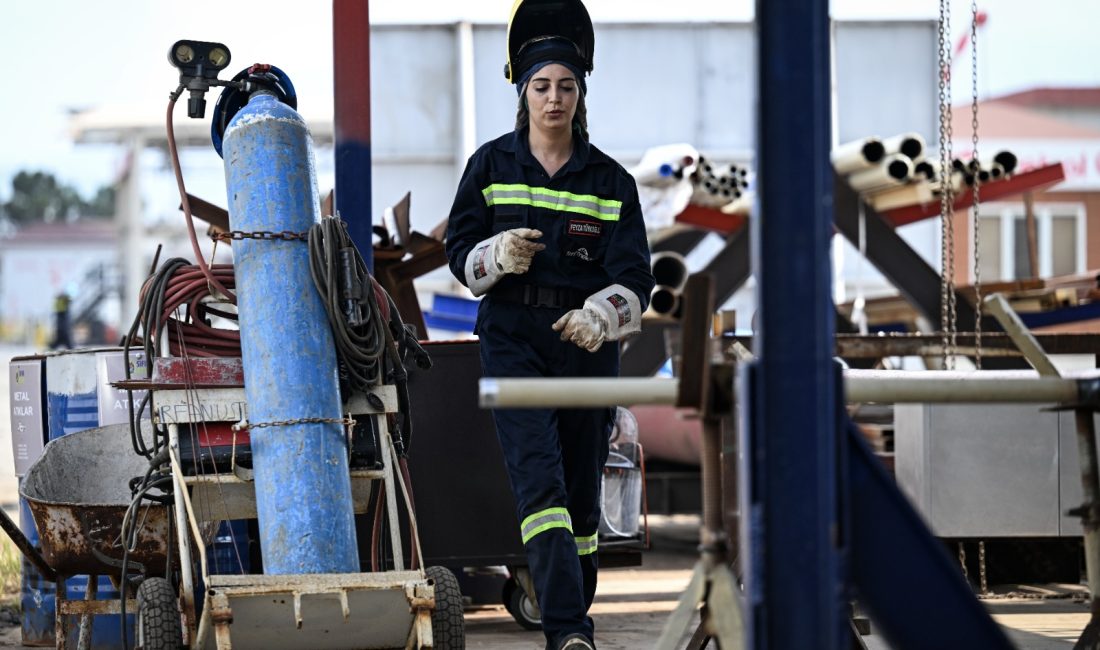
[{"xmin": 1, "ymin": 0, "xmax": 1099, "ymax": 203}]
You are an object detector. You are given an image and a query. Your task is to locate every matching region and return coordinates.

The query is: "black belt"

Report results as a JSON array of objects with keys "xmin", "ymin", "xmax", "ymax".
[{"xmin": 492, "ymin": 284, "xmax": 586, "ymax": 309}]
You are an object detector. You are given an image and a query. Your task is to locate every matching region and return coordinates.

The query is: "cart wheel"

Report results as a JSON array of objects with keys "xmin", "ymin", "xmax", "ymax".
[
  {"xmin": 502, "ymin": 576, "xmax": 542, "ymax": 631},
  {"xmin": 136, "ymin": 577, "xmax": 182, "ymax": 650},
  {"xmin": 426, "ymin": 566, "xmax": 466, "ymax": 649}
]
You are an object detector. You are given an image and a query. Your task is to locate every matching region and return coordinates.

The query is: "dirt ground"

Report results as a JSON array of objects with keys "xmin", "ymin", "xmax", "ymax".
[{"xmin": 0, "ymin": 516, "xmax": 1092, "ymax": 649}]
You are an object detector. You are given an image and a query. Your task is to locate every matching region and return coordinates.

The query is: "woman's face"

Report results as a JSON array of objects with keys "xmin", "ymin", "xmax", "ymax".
[{"xmin": 524, "ymin": 64, "xmax": 579, "ymax": 134}]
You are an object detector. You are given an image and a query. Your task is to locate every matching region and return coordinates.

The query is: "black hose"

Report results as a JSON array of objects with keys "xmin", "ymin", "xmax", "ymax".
[
  {"xmin": 307, "ymin": 217, "xmax": 390, "ymax": 395},
  {"xmin": 119, "ymin": 473, "xmax": 173, "ymax": 650}
]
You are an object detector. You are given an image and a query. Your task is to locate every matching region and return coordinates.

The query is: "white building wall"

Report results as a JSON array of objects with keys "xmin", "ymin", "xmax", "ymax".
[
  {"xmin": 0, "ymin": 242, "xmax": 116, "ymax": 326},
  {"xmin": 366, "ymin": 20, "xmax": 939, "ymax": 300}
]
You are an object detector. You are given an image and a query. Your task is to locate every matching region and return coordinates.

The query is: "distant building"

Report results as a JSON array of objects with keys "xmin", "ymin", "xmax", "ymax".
[
  {"xmin": 0, "ymin": 220, "xmax": 119, "ymax": 342},
  {"xmin": 950, "ymin": 87, "xmax": 1100, "ymax": 285}
]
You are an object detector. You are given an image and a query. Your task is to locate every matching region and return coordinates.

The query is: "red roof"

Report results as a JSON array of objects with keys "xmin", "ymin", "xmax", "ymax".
[
  {"xmin": 995, "ymin": 87, "xmax": 1100, "ymax": 109},
  {"xmin": 951, "ymin": 99, "xmax": 1100, "ymax": 140}
]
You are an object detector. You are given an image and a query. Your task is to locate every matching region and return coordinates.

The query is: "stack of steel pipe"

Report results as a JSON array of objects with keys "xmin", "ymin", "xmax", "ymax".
[
  {"xmin": 835, "ymin": 133, "xmax": 1018, "ymax": 210},
  {"xmin": 689, "ymin": 155, "xmax": 752, "ymax": 212},
  {"xmin": 833, "ymin": 132, "xmax": 924, "ymax": 194},
  {"xmin": 647, "ymin": 251, "xmax": 689, "ymax": 319},
  {"xmin": 953, "ymin": 150, "xmax": 1018, "ymax": 187}
]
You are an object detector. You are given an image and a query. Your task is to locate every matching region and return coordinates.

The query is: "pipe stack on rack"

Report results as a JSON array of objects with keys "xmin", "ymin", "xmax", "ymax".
[
  {"xmin": 689, "ymin": 155, "xmax": 754, "ymax": 215},
  {"xmin": 833, "ymin": 132, "xmax": 1019, "ymax": 212},
  {"xmin": 647, "ymin": 251, "xmax": 689, "ymax": 319}
]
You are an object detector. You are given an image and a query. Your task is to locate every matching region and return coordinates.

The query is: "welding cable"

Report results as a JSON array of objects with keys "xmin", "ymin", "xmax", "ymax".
[
  {"xmin": 308, "ymin": 217, "xmax": 389, "ymax": 394},
  {"xmin": 398, "ymin": 457, "xmax": 420, "ymax": 571},
  {"xmin": 166, "ymin": 87, "xmax": 235, "ymax": 303},
  {"xmin": 123, "ymin": 257, "xmax": 191, "ymax": 457},
  {"xmin": 123, "ymin": 259, "xmax": 241, "ymax": 457},
  {"xmin": 119, "ymin": 473, "xmax": 173, "ymax": 650}
]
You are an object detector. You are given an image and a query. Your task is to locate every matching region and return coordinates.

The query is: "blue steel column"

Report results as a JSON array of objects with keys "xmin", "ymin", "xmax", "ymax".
[
  {"xmin": 222, "ymin": 92, "xmax": 359, "ymax": 574},
  {"xmin": 334, "ymin": 0, "xmax": 374, "ymax": 269},
  {"xmin": 741, "ymin": 0, "xmax": 844, "ymax": 648}
]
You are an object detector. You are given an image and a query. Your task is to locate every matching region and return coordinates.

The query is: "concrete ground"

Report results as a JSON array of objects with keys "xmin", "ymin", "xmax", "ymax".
[{"xmin": 0, "ymin": 344, "xmax": 1094, "ymax": 648}]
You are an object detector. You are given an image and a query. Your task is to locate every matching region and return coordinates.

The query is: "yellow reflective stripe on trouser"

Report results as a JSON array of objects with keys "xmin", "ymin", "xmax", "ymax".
[
  {"xmin": 521, "ymin": 507, "xmax": 573, "ymax": 544},
  {"xmin": 482, "ymin": 184, "xmax": 623, "ymax": 221},
  {"xmin": 575, "ymin": 533, "xmax": 598, "ymax": 556}
]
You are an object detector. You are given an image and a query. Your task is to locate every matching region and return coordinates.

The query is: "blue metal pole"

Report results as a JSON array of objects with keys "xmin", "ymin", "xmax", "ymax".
[
  {"xmin": 222, "ymin": 91, "xmax": 359, "ymax": 574},
  {"xmin": 741, "ymin": 0, "xmax": 844, "ymax": 647},
  {"xmin": 333, "ymin": 0, "xmax": 374, "ymax": 270}
]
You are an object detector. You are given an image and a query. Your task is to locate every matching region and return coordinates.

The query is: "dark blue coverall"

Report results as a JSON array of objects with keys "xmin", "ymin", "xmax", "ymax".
[{"xmin": 446, "ymin": 127, "xmax": 655, "ymax": 647}]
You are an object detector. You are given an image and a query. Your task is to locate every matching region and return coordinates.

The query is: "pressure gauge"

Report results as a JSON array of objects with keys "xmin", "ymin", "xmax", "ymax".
[{"xmin": 174, "ymin": 43, "xmax": 194, "ymax": 65}]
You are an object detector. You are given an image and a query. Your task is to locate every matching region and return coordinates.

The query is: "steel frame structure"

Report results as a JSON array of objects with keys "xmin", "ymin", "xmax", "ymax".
[
  {"xmin": 333, "ymin": 0, "xmax": 1032, "ymax": 646},
  {"xmin": 742, "ymin": 1, "xmax": 1013, "ymax": 647}
]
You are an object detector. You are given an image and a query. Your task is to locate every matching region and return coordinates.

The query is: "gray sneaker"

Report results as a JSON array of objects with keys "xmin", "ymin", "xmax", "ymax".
[{"xmin": 559, "ymin": 634, "xmax": 595, "ymax": 650}]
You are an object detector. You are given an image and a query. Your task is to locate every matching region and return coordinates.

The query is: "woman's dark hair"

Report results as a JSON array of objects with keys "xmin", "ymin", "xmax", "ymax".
[{"xmin": 515, "ymin": 82, "xmax": 589, "ymax": 141}]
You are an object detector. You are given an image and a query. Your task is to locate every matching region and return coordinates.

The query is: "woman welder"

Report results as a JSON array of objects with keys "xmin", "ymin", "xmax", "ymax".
[{"xmin": 444, "ymin": 1, "xmax": 655, "ymax": 648}]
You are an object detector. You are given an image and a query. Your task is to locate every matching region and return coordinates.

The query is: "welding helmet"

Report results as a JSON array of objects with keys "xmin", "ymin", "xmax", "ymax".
[{"xmin": 504, "ymin": 0, "xmax": 595, "ymax": 84}]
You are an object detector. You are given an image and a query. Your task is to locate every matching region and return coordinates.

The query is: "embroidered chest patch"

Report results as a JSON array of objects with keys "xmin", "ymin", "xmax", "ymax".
[{"xmin": 567, "ymin": 219, "xmax": 603, "ymax": 237}]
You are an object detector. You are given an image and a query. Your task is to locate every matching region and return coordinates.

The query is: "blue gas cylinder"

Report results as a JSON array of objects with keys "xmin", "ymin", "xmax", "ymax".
[{"xmin": 221, "ymin": 91, "xmax": 359, "ymax": 574}]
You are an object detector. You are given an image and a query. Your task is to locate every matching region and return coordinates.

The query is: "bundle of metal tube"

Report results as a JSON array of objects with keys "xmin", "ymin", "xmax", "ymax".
[
  {"xmin": 952, "ymin": 150, "xmax": 1018, "ymax": 187},
  {"xmin": 648, "ymin": 251, "xmax": 688, "ymax": 319},
  {"xmin": 846, "ymin": 153, "xmax": 915, "ymax": 193},
  {"xmin": 689, "ymin": 154, "xmax": 752, "ymax": 210},
  {"xmin": 831, "ymin": 137, "xmax": 886, "ymax": 175},
  {"xmin": 836, "ymin": 133, "xmax": 1018, "ymax": 200},
  {"xmin": 832, "ymin": 133, "xmax": 920, "ymax": 194}
]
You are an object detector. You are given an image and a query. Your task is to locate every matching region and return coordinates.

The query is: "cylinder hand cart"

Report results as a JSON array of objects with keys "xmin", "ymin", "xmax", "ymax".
[{"xmin": 149, "ymin": 357, "xmax": 443, "ymax": 649}]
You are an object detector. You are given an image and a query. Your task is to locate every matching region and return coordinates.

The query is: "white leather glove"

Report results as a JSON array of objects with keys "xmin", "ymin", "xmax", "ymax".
[
  {"xmin": 552, "ymin": 307, "xmax": 609, "ymax": 352},
  {"xmin": 493, "ymin": 228, "xmax": 545, "ymax": 274},
  {"xmin": 464, "ymin": 228, "xmax": 545, "ymax": 296},
  {"xmin": 552, "ymin": 285, "xmax": 643, "ymax": 352}
]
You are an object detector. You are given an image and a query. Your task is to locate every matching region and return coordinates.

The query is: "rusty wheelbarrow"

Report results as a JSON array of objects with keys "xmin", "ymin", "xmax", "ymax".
[{"xmin": 0, "ymin": 423, "xmax": 172, "ymax": 649}]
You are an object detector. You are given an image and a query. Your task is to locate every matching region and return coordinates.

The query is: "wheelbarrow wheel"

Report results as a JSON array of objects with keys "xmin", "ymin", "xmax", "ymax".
[
  {"xmin": 136, "ymin": 577, "xmax": 182, "ymax": 650},
  {"xmin": 426, "ymin": 566, "xmax": 466, "ymax": 649},
  {"xmin": 502, "ymin": 576, "xmax": 542, "ymax": 631}
]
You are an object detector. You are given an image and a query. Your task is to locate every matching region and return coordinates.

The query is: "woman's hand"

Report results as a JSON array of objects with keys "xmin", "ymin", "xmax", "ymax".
[
  {"xmin": 493, "ymin": 228, "xmax": 545, "ymax": 274},
  {"xmin": 552, "ymin": 307, "xmax": 609, "ymax": 352}
]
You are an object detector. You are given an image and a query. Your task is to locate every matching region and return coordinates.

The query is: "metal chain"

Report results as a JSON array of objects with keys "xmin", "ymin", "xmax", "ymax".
[
  {"xmin": 212, "ymin": 230, "xmax": 309, "ymax": 242},
  {"xmin": 957, "ymin": 542, "xmax": 969, "ymax": 582},
  {"xmin": 232, "ymin": 416, "xmax": 357, "ymax": 432},
  {"xmin": 978, "ymin": 540, "xmax": 989, "ymax": 595},
  {"xmin": 937, "ymin": 0, "xmax": 958, "ymax": 369},
  {"xmin": 970, "ymin": 0, "xmax": 983, "ymax": 370},
  {"xmin": 979, "ymin": 590, "xmax": 1089, "ymax": 602}
]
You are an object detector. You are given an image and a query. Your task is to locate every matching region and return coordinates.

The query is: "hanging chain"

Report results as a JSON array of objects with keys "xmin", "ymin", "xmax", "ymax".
[
  {"xmin": 957, "ymin": 541, "xmax": 969, "ymax": 582},
  {"xmin": 978, "ymin": 540, "xmax": 989, "ymax": 595},
  {"xmin": 937, "ymin": 0, "xmax": 958, "ymax": 369},
  {"xmin": 212, "ymin": 230, "xmax": 309, "ymax": 242},
  {"xmin": 970, "ymin": 0, "xmax": 983, "ymax": 369}
]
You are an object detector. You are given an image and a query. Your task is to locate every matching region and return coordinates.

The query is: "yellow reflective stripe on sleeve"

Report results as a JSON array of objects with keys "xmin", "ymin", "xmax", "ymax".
[
  {"xmin": 482, "ymin": 184, "xmax": 622, "ymax": 221},
  {"xmin": 520, "ymin": 507, "xmax": 573, "ymax": 544},
  {"xmin": 575, "ymin": 533, "xmax": 598, "ymax": 556}
]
